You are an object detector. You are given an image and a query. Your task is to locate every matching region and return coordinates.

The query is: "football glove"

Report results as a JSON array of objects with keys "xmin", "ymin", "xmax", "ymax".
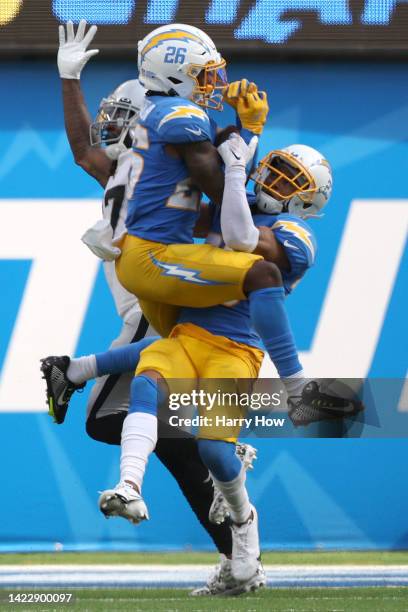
[
  {"xmin": 288, "ymin": 381, "xmax": 364, "ymax": 427},
  {"xmin": 217, "ymin": 133, "xmax": 258, "ymax": 170},
  {"xmin": 223, "ymin": 79, "xmax": 269, "ymax": 134},
  {"xmin": 236, "ymin": 90, "xmax": 269, "ymax": 135},
  {"xmin": 58, "ymin": 20, "xmax": 99, "ymax": 80},
  {"xmin": 223, "ymin": 79, "xmax": 258, "ymax": 109}
]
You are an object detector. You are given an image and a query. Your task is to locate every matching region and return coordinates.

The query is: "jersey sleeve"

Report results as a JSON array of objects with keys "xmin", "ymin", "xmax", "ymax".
[
  {"xmin": 156, "ymin": 102, "xmax": 212, "ymax": 143},
  {"xmin": 208, "ymin": 117, "xmax": 218, "ymax": 143},
  {"xmin": 272, "ymin": 218, "xmax": 317, "ymax": 276}
]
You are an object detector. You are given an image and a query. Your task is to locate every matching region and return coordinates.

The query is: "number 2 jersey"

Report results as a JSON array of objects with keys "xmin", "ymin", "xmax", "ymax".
[
  {"xmin": 125, "ymin": 95, "xmax": 217, "ymax": 244},
  {"xmin": 178, "ymin": 201, "xmax": 317, "ymax": 350}
]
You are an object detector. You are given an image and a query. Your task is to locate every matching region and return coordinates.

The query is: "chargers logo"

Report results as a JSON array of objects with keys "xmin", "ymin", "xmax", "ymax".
[
  {"xmin": 149, "ymin": 252, "xmax": 231, "ymax": 285},
  {"xmin": 272, "ymin": 220, "xmax": 315, "ymax": 261},
  {"xmin": 158, "ymin": 105, "xmax": 208, "ymax": 129}
]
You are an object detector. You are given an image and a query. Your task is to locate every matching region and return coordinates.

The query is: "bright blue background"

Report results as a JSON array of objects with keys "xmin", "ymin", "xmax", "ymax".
[{"xmin": 0, "ymin": 60, "xmax": 407, "ymax": 551}]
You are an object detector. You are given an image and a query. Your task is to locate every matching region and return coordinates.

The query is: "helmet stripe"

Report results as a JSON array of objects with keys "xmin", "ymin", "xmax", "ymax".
[{"xmin": 141, "ymin": 29, "xmax": 209, "ymax": 57}]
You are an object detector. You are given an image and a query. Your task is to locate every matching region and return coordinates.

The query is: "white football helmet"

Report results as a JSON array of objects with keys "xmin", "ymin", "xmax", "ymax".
[
  {"xmin": 137, "ymin": 24, "xmax": 227, "ymax": 110},
  {"xmin": 253, "ymin": 144, "xmax": 333, "ymax": 219},
  {"xmin": 90, "ymin": 79, "xmax": 146, "ymax": 149}
]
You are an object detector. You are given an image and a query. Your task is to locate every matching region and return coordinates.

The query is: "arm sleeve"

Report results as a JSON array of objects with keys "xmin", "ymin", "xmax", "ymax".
[
  {"xmin": 220, "ymin": 165, "xmax": 260, "ymax": 253},
  {"xmin": 239, "ymin": 127, "xmax": 259, "ymax": 174}
]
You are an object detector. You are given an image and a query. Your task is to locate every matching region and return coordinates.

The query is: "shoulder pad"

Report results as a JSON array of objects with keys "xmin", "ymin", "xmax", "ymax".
[
  {"xmin": 272, "ymin": 215, "xmax": 317, "ymax": 269},
  {"xmin": 155, "ymin": 100, "xmax": 211, "ymax": 143}
]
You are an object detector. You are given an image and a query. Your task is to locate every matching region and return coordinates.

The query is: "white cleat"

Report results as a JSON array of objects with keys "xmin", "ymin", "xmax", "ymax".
[
  {"xmin": 190, "ymin": 554, "xmax": 266, "ymax": 597},
  {"xmin": 236, "ymin": 442, "xmax": 258, "ymax": 470},
  {"xmin": 98, "ymin": 482, "xmax": 149, "ymax": 525},
  {"xmin": 209, "ymin": 443, "xmax": 257, "ymax": 525},
  {"xmin": 230, "ymin": 505, "xmax": 260, "ymax": 582}
]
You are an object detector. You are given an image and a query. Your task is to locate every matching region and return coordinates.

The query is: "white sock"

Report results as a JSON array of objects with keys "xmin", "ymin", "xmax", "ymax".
[
  {"xmin": 212, "ymin": 466, "xmax": 251, "ymax": 524},
  {"xmin": 282, "ymin": 369, "xmax": 306, "ymax": 397},
  {"xmin": 67, "ymin": 355, "xmax": 97, "ymax": 384},
  {"xmin": 120, "ymin": 412, "xmax": 158, "ymax": 492}
]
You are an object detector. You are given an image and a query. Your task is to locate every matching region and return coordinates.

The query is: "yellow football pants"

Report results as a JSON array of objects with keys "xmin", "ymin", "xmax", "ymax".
[
  {"xmin": 116, "ymin": 234, "xmax": 262, "ymax": 337},
  {"xmin": 135, "ymin": 323, "xmax": 264, "ymax": 442}
]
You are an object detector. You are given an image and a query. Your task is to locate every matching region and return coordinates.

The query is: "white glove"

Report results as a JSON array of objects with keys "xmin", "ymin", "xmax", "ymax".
[
  {"xmin": 217, "ymin": 133, "xmax": 258, "ymax": 170},
  {"xmin": 58, "ymin": 20, "xmax": 99, "ymax": 80},
  {"xmin": 81, "ymin": 219, "xmax": 122, "ymax": 261}
]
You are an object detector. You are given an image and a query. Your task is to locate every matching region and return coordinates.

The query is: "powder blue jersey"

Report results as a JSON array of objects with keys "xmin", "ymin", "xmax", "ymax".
[
  {"xmin": 125, "ymin": 95, "xmax": 217, "ymax": 244},
  {"xmin": 178, "ymin": 201, "xmax": 317, "ymax": 349}
]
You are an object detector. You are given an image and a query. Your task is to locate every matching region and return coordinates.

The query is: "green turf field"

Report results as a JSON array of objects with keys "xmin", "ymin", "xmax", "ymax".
[
  {"xmin": 1, "ymin": 552, "xmax": 408, "ymax": 611},
  {"xmin": 1, "ymin": 587, "xmax": 408, "ymax": 612},
  {"xmin": 1, "ymin": 550, "xmax": 408, "ymax": 565}
]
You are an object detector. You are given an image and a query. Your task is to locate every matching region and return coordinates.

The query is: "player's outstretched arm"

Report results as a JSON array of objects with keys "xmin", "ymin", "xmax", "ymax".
[
  {"xmin": 218, "ymin": 134, "xmax": 289, "ymax": 270},
  {"xmin": 58, "ymin": 20, "xmax": 113, "ymax": 187},
  {"xmin": 217, "ymin": 133, "xmax": 259, "ymax": 252},
  {"xmin": 61, "ymin": 79, "xmax": 113, "ymax": 187}
]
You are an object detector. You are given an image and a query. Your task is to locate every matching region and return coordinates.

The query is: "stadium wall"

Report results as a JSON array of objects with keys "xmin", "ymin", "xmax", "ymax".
[{"xmin": 0, "ymin": 59, "xmax": 407, "ymax": 551}]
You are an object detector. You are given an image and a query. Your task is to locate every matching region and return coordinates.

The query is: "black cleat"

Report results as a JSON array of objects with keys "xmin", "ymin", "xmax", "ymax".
[
  {"xmin": 288, "ymin": 380, "xmax": 364, "ymax": 427},
  {"xmin": 40, "ymin": 356, "xmax": 85, "ymax": 424}
]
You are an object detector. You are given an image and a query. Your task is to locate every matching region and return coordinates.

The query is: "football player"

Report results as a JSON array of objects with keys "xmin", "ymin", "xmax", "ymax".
[
  {"xmin": 100, "ymin": 135, "xmax": 332, "ymax": 582},
  {"xmin": 47, "ymin": 135, "xmax": 333, "ymax": 584},
  {"xmin": 42, "ymin": 21, "xmax": 266, "ymax": 596}
]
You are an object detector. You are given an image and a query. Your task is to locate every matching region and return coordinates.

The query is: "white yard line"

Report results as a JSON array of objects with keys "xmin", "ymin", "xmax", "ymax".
[{"xmin": 0, "ymin": 564, "xmax": 408, "ymax": 588}]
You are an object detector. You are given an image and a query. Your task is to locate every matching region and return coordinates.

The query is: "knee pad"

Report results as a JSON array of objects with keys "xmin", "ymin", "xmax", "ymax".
[{"xmin": 129, "ymin": 375, "xmax": 158, "ymax": 415}]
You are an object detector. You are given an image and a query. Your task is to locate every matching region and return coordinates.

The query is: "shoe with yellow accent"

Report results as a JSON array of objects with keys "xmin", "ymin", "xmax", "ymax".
[
  {"xmin": 40, "ymin": 356, "xmax": 85, "ymax": 424},
  {"xmin": 288, "ymin": 380, "xmax": 364, "ymax": 427}
]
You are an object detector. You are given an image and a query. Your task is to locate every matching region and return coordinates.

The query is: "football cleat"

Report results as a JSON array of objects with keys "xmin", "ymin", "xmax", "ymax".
[
  {"xmin": 288, "ymin": 380, "xmax": 364, "ymax": 427},
  {"xmin": 230, "ymin": 505, "xmax": 260, "ymax": 582},
  {"xmin": 190, "ymin": 554, "xmax": 266, "ymax": 597},
  {"xmin": 98, "ymin": 482, "xmax": 149, "ymax": 525},
  {"xmin": 40, "ymin": 356, "xmax": 85, "ymax": 424},
  {"xmin": 209, "ymin": 443, "xmax": 257, "ymax": 525}
]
